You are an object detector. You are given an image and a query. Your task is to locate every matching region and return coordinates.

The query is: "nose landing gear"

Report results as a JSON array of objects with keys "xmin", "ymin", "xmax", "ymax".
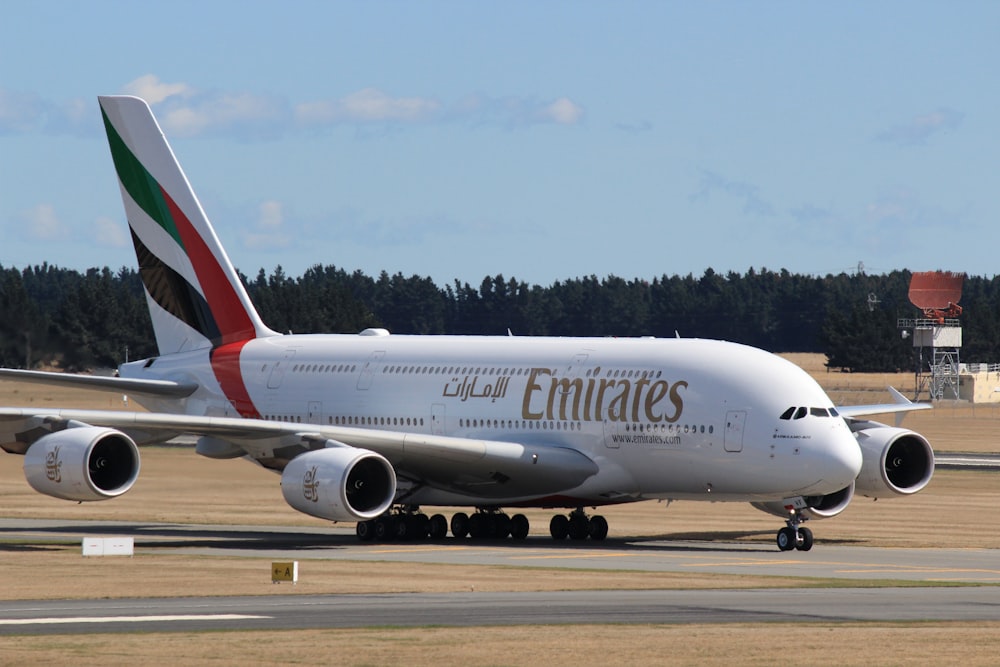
[{"xmin": 776, "ymin": 511, "xmax": 813, "ymax": 551}]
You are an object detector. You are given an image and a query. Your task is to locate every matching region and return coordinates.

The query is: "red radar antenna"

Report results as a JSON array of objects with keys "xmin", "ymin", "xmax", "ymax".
[{"xmin": 908, "ymin": 271, "xmax": 964, "ymax": 324}]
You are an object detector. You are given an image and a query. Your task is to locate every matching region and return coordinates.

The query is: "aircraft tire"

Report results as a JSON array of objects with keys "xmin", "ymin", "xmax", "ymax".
[
  {"xmin": 796, "ymin": 527, "xmax": 814, "ymax": 551},
  {"xmin": 776, "ymin": 526, "xmax": 796, "ymax": 551},
  {"xmin": 549, "ymin": 514, "xmax": 569, "ymax": 540},
  {"xmin": 510, "ymin": 514, "xmax": 530, "ymax": 540},
  {"xmin": 589, "ymin": 515, "xmax": 609, "ymax": 541},
  {"xmin": 451, "ymin": 512, "xmax": 470, "ymax": 538}
]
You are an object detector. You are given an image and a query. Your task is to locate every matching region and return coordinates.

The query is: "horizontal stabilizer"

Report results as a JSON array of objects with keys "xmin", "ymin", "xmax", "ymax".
[{"xmin": 0, "ymin": 368, "xmax": 197, "ymax": 399}]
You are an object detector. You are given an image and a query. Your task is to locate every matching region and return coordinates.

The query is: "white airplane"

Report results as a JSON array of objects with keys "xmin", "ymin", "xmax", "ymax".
[{"xmin": 0, "ymin": 96, "xmax": 935, "ymax": 551}]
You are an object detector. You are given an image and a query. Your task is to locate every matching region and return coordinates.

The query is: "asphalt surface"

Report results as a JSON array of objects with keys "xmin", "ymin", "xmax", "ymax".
[
  {"xmin": 2, "ymin": 587, "xmax": 999, "ymax": 635},
  {"xmin": 2, "ymin": 517, "xmax": 999, "ymax": 635},
  {"xmin": 2, "ymin": 518, "xmax": 999, "ymax": 584}
]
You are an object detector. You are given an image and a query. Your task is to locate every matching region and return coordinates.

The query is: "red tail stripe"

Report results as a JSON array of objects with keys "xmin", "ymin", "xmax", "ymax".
[
  {"xmin": 160, "ymin": 186, "xmax": 256, "ymax": 345},
  {"xmin": 210, "ymin": 340, "xmax": 261, "ymax": 419}
]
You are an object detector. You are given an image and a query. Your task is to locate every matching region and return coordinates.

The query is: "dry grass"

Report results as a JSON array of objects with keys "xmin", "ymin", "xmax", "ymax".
[{"xmin": 4, "ymin": 623, "xmax": 1000, "ymax": 667}]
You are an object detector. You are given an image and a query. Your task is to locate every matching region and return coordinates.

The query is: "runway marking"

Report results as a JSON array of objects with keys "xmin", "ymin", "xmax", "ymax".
[
  {"xmin": 509, "ymin": 552, "xmax": 632, "ymax": 561},
  {"xmin": 0, "ymin": 614, "xmax": 269, "ymax": 626},
  {"xmin": 366, "ymin": 546, "xmax": 475, "ymax": 555},
  {"xmin": 837, "ymin": 567, "xmax": 1000, "ymax": 576},
  {"xmin": 682, "ymin": 559, "xmax": 810, "ymax": 567}
]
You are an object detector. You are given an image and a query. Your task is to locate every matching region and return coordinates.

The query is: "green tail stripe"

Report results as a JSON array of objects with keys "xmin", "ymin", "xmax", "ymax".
[{"xmin": 101, "ymin": 108, "xmax": 184, "ymax": 249}]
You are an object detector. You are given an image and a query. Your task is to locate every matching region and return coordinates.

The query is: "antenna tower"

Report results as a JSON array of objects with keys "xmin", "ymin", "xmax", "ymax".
[{"xmin": 898, "ymin": 271, "xmax": 963, "ymax": 400}]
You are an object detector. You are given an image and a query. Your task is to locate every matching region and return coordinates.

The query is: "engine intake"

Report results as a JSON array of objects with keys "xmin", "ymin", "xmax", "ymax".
[
  {"xmin": 853, "ymin": 422, "xmax": 935, "ymax": 498},
  {"xmin": 281, "ymin": 445, "xmax": 396, "ymax": 522},
  {"xmin": 24, "ymin": 427, "xmax": 141, "ymax": 501}
]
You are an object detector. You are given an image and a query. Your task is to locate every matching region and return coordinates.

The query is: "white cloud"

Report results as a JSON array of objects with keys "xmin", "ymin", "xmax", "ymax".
[
  {"xmin": 296, "ymin": 88, "xmax": 441, "ymax": 125},
  {"xmin": 258, "ymin": 200, "xmax": 284, "ymax": 229},
  {"xmin": 876, "ymin": 107, "xmax": 964, "ymax": 146},
  {"xmin": 22, "ymin": 204, "xmax": 67, "ymax": 240},
  {"xmin": 122, "ymin": 74, "xmax": 195, "ymax": 105},
  {"xmin": 0, "ymin": 89, "xmax": 44, "ymax": 133},
  {"xmin": 539, "ymin": 97, "xmax": 584, "ymax": 125},
  {"xmin": 159, "ymin": 93, "xmax": 287, "ymax": 138},
  {"xmin": 690, "ymin": 169, "xmax": 775, "ymax": 216},
  {"xmin": 243, "ymin": 200, "xmax": 291, "ymax": 250},
  {"xmin": 94, "ymin": 216, "xmax": 128, "ymax": 247}
]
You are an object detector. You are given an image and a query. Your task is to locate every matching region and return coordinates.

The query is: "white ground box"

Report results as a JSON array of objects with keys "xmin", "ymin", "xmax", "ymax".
[{"xmin": 82, "ymin": 536, "xmax": 135, "ymax": 556}]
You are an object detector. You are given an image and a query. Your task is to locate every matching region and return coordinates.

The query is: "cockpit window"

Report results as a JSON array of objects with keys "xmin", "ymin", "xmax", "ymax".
[{"xmin": 782, "ymin": 406, "xmax": 838, "ymax": 419}]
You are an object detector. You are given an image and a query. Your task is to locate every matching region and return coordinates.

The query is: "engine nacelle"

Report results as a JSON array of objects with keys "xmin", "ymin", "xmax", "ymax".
[
  {"xmin": 281, "ymin": 445, "xmax": 396, "ymax": 522},
  {"xmin": 23, "ymin": 427, "xmax": 141, "ymax": 501},
  {"xmin": 852, "ymin": 422, "xmax": 934, "ymax": 498},
  {"xmin": 751, "ymin": 482, "xmax": 855, "ymax": 521}
]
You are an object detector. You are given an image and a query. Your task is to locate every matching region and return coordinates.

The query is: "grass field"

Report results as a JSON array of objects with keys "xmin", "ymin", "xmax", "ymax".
[{"xmin": 1, "ymin": 354, "xmax": 999, "ymax": 666}]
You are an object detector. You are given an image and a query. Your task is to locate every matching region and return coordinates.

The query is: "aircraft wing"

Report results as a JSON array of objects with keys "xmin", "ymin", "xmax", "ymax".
[
  {"xmin": 0, "ymin": 408, "xmax": 598, "ymax": 499},
  {"xmin": 0, "ymin": 368, "xmax": 197, "ymax": 399},
  {"xmin": 836, "ymin": 387, "xmax": 932, "ymax": 421}
]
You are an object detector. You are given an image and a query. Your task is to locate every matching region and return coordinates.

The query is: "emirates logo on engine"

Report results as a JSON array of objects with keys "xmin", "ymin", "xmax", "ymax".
[
  {"xmin": 45, "ymin": 445, "xmax": 62, "ymax": 483},
  {"xmin": 303, "ymin": 465, "xmax": 319, "ymax": 503}
]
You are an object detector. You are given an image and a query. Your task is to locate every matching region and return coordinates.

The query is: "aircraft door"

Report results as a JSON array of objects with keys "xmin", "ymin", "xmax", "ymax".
[
  {"xmin": 357, "ymin": 351, "xmax": 385, "ymax": 390},
  {"xmin": 603, "ymin": 419, "xmax": 620, "ymax": 449},
  {"xmin": 267, "ymin": 350, "xmax": 296, "ymax": 389},
  {"xmin": 724, "ymin": 410, "xmax": 746, "ymax": 453},
  {"xmin": 431, "ymin": 403, "xmax": 445, "ymax": 435},
  {"xmin": 307, "ymin": 401, "xmax": 323, "ymax": 425}
]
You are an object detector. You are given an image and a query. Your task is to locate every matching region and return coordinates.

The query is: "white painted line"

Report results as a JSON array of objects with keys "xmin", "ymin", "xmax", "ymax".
[{"xmin": 0, "ymin": 614, "xmax": 269, "ymax": 626}]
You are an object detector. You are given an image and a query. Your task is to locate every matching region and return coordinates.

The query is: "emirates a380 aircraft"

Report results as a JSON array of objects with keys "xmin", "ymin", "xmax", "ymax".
[{"xmin": 0, "ymin": 96, "xmax": 935, "ymax": 551}]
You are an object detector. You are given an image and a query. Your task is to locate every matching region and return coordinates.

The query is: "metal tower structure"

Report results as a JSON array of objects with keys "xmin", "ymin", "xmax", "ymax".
[{"xmin": 898, "ymin": 271, "xmax": 963, "ymax": 401}]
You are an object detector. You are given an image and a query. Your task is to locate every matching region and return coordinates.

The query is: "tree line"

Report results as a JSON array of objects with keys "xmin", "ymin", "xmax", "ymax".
[{"xmin": 2, "ymin": 263, "xmax": 998, "ymax": 373}]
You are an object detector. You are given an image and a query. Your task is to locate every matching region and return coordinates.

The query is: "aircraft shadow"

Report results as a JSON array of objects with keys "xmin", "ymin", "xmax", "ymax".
[{"xmin": 0, "ymin": 522, "xmax": 865, "ymax": 553}]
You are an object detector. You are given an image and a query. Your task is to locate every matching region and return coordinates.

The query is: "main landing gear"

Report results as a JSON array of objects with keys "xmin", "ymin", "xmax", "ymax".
[
  {"xmin": 355, "ymin": 506, "xmax": 609, "ymax": 542},
  {"xmin": 549, "ymin": 507, "xmax": 608, "ymax": 541},
  {"xmin": 775, "ymin": 510, "xmax": 813, "ymax": 552}
]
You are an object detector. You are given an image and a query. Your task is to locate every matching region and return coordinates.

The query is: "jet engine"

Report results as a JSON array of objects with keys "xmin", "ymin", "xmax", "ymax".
[
  {"xmin": 751, "ymin": 483, "xmax": 855, "ymax": 521},
  {"xmin": 281, "ymin": 445, "xmax": 396, "ymax": 522},
  {"xmin": 851, "ymin": 421, "xmax": 934, "ymax": 498},
  {"xmin": 23, "ymin": 427, "xmax": 140, "ymax": 501}
]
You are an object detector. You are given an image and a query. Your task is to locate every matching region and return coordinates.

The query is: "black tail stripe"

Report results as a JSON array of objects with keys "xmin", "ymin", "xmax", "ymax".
[{"xmin": 131, "ymin": 228, "xmax": 223, "ymax": 345}]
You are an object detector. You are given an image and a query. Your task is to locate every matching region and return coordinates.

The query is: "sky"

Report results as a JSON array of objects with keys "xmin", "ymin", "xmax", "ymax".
[{"xmin": 1, "ymin": 2, "xmax": 998, "ymax": 287}]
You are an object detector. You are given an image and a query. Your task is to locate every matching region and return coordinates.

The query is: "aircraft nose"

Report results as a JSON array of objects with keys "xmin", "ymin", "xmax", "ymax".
[{"xmin": 827, "ymin": 427, "xmax": 863, "ymax": 485}]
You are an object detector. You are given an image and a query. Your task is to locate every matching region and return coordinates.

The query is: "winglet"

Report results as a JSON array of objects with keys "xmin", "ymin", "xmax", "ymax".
[
  {"xmin": 888, "ymin": 386, "xmax": 912, "ymax": 404},
  {"xmin": 836, "ymin": 386, "xmax": 932, "ymax": 424}
]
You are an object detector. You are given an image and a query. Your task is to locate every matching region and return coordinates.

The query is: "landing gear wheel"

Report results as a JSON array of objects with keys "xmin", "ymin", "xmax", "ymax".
[
  {"xmin": 493, "ymin": 513, "xmax": 512, "ymax": 539},
  {"xmin": 468, "ymin": 512, "xmax": 487, "ymax": 539},
  {"xmin": 356, "ymin": 520, "xmax": 375, "ymax": 542},
  {"xmin": 428, "ymin": 514, "xmax": 448, "ymax": 540},
  {"xmin": 796, "ymin": 526, "xmax": 814, "ymax": 551},
  {"xmin": 589, "ymin": 515, "xmax": 609, "ymax": 541},
  {"xmin": 510, "ymin": 514, "xmax": 530, "ymax": 540},
  {"xmin": 549, "ymin": 514, "xmax": 569, "ymax": 540},
  {"xmin": 451, "ymin": 512, "xmax": 470, "ymax": 539},
  {"xmin": 374, "ymin": 516, "xmax": 393, "ymax": 541},
  {"xmin": 568, "ymin": 514, "xmax": 589, "ymax": 540},
  {"xmin": 776, "ymin": 526, "xmax": 796, "ymax": 551}
]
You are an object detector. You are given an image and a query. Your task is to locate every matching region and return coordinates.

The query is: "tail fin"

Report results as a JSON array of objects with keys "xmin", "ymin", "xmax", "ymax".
[{"xmin": 98, "ymin": 95, "xmax": 276, "ymax": 355}]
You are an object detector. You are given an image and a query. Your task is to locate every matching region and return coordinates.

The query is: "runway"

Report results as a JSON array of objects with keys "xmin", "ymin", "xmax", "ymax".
[
  {"xmin": 2, "ymin": 587, "xmax": 1000, "ymax": 635},
  {"xmin": 2, "ymin": 518, "xmax": 999, "ymax": 584},
  {"xmin": 2, "ymin": 518, "xmax": 999, "ymax": 635}
]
